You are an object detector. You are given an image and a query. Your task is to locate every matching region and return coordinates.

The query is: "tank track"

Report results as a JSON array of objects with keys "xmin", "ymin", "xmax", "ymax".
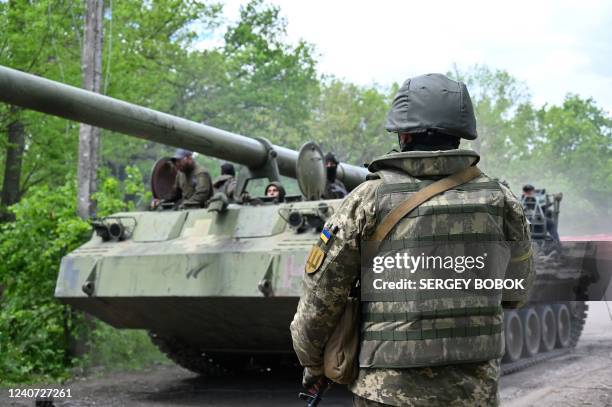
[
  {"xmin": 149, "ymin": 332, "xmax": 300, "ymax": 377},
  {"xmin": 148, "ymin": 332, "xmax": 234, "ymax": 377},
  {"xmin": 501, "ymin": 301, "xmax": 588, "ymax": 375}
]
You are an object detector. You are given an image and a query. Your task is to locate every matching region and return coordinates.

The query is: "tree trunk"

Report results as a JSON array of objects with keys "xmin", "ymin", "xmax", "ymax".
[
  {"xmin": 77, "ymin": 0, "xmax": 104, "ymax": 219},
  {"xmin": 71, "ymin": 0, "xmax": 105, "ymax": 360},
  {"xmin": 1, "ymin": 108, "xmax": 25, "ymax": 222}
]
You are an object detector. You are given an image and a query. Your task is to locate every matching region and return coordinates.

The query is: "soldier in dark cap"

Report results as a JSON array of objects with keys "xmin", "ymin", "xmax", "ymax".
[
  {"xmin": 155, "ymin": 149, "xmax": 212, "ymax": 209},
  {"xmin": 322, "ymin": 152, "xmax": 347, "ymax": 199},
  {"xmin": 213, "ymin": 162, "xmax": 237, "ymax": 201}
]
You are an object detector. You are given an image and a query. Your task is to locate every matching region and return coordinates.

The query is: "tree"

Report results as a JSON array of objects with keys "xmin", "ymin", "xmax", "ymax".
[
  {"xmin": 77, "ymin": 0, "xmax": 104, "ymax": 219},
  {"xmin": 174, "ymin": 0, "xmax": 319, "ymax": 151},
  {"xmin": 0, "ymin": 168, "xmax": 150, "ymax": 384},
  {"xmin": 0, "ymin": 0, "xmax": 82, "ymax": 219},
  {"xmin": 0, "ymin": 109, "xmax": 24, "ymax": 220},
  {"xmin": 450, "ymin": 65, "xmax": 612, "ymax": 234},
  {"xmin": 97, "ymin": 0, "xmax": 222, "ymax": 183},
  {"xmin": 307, "ymin": 78, "xmax": 393, "ymax": 165},
  {"xmin": 449, "ymin": 65, "xmax": 532, "ymax": 173},
  {"xmin": 0, "ymin": 0, "xmax": 223, "ymax": 212},
  {"xmin": 529, "ymin": 95, "xmax": 612, "ymax": 233}
]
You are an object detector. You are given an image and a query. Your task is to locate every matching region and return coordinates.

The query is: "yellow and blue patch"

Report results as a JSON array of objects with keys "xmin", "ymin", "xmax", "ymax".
[{"xmin": 320, "ymin": 228, "xmax": 332, "ymax": 244}]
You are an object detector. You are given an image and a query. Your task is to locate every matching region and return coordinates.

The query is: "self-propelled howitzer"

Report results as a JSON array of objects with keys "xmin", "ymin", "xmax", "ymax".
[{"xmin": 0, "ymin": 64, "xmax": 367, "ymax": 373}]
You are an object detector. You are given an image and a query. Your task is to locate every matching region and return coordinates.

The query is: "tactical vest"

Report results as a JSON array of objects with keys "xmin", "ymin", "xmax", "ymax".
[{"xmin": 359, "ymin": 161, "xmax": 509, "ymax": 369}]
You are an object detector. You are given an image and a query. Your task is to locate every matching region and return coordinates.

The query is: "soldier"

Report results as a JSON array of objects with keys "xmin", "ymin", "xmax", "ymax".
[
  {"xmin": 264, "ymin": 181, "xmax": 286, "ymax": 202},
  {"xmin": 213, "ymin": 162, "xmax": 237, "ymax": 201},
  {"xmin": 290, "ymin": 73, "xmax": 534, "ymax": 406},
  {"xmin": 522, "ymin": 184, "xmax": 562, "ymax": 241},
  {"xmin": 322, "ymin": 152, "xmax": 347, "ymax": 199},
  {"xmin": 154, "ymin": 149, "xmax": 212, "ymax": 209}
]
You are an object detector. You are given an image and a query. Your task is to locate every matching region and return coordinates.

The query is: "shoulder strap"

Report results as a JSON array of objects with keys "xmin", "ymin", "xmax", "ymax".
[{"xmin": 370, "ymin": 166, "xmax": 482, "ymax": 242}]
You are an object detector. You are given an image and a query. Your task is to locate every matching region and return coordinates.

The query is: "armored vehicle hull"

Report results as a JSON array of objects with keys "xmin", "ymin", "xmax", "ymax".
[
  {"xmin": 56, "ymin": 204, "xmax": 319, "ymax": 351},
  {"xmin": 56, "ymin": 201, "xmax": 333, "ymax": 373}
]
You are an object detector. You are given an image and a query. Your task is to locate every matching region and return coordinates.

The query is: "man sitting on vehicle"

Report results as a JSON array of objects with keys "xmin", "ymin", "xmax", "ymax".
[{"xmin": 152, "ymin": 149, "xmax": 213, "ymax": 210}]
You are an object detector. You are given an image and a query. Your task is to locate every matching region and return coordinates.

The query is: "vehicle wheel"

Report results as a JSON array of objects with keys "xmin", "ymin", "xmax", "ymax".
[
  {"xmin": 520, "ymin": 307, "xmax": 541, "ymax": 356},
  {"xmin": 538, "ymin": 305, "xmax": 557, "ymax": 352},
  {"xmin": 554, "ymin": 304, "xmax": 571, "ymax": 348},
  {"xmin": 503, "ymin": 310, "xmax": 523, "ymax": 363}
]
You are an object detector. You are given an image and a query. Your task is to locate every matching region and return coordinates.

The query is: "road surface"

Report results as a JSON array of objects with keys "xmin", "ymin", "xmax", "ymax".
[{"xmin": 2, "ymin": 302, "xmax": 611, "ymax": 406}]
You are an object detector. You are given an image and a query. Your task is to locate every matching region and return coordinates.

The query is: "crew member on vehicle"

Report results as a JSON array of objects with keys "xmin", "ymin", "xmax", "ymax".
[
  {"xmin": 322, "ymin": 152, "xmax": 347, "ymax": 199},
  {"xmin": 152, "ymin": 149, "xmax": 212, "ymax": 209},
  {"xmin": 522, "ymin": 184, "xmax": 562, "ymax": 241},
  {"xmin": 265, "ymin": 181, "xmax": 286, "ymax": 203},
  {"xmin": 213, "ymin": 162, "xmax": 237, "ymax": 201}
]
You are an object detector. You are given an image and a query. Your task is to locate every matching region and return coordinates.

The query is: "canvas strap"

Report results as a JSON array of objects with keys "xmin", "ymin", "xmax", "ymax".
[{"xmin": 371, "ymin": 165, "xmax": 482, "ymax": 243}]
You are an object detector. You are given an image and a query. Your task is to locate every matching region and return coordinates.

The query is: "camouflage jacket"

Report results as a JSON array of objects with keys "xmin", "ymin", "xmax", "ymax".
[
  {"xmin": 290, "ymin": 150, "xmax": 534, "ymax": 406},
  {"xmin": 166, "ymin": 163, "xmax": 213, "ymax": 208}
]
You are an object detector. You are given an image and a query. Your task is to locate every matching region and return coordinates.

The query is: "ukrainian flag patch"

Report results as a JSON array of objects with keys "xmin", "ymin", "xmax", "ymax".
[{"xmin": 320, "ymin": 228, "xmax": 332, "ymax": 244}]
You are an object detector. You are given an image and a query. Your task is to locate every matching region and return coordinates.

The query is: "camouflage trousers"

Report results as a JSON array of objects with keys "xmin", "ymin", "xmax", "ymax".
[
  {"xmin": 352, "ymin": 392, "xmax": 498, "ymax": 407},
  {"xmin": 349, "ymin": 359, "xmax": 501, "ymax": 406},
  {"xmin": 353, "ymin": 394, "xmax": 391, "ymax": 406}
]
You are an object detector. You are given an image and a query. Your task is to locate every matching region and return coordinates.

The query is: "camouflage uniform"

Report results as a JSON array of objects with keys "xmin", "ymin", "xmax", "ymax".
[
  {"xmin": 290, "ymin": 150, "xmax": 534, "ymax": 407},
  {"xmin": 166, "ymin": 163, "xmax": 213, "ymax": 208}
]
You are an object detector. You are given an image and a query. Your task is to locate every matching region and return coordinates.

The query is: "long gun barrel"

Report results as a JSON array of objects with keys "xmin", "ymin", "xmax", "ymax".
[{"xmin": 0, "ymin": 65, "xmax": 368, "ymax": 189}]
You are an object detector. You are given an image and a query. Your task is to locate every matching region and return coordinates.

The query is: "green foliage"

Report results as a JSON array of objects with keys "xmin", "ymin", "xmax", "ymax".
[
  {"xmin": 77, "ymin": 322, "xmax": 169, "ymax": 374},
  {"xmin": 307, "ymin": 78, "xmax": 393, "ymax": 164},
  {"xmin": 0, "ymin": 0, "xmax": 83, "ymax": 196},
  {"xmin": 451, "ymin": 65, "xmax": 612, "ymax": 234},
  {"xmin": 0, "ymin": 169, "xmax": 153, "ymax": 385},
  {"xmin": 99, "ymin": 0, "xmax": 223, "ymax": 181},
  {"xmin": 0, "ymin": 180, "xmax": 89, "ymax": 384},
  {"xmin": 449, "ymin": 64, "xmax": 532, "ymax": 171},
  {"xmin": 93, "ymin": 166, "xmax": 151, "ymax": 214},
  {"xmin": 221, "ymin": 0, "xmax": 319, "ymax": 142},
  {"xmin": 177, "ymin": 0, "xmax": 320, "ymax": 149}
]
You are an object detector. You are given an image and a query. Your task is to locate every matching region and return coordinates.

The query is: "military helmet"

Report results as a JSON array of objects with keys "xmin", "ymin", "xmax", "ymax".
[{"xmin": 386, "ymin": 73, "xmax": 477, "ymax": 140}]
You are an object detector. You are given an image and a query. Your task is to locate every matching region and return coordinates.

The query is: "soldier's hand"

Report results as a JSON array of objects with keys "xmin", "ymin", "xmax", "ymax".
[
  {"xmin": 150, "ymin": 198, "xmax": 161, "ymax": 210},
  {"xmin": 302, "ymin": 367, "xmax": 327, "ymax": 394},
  {"xmin": 240, "ymin": 191, "xmax": 251, "ymax": 203}
]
